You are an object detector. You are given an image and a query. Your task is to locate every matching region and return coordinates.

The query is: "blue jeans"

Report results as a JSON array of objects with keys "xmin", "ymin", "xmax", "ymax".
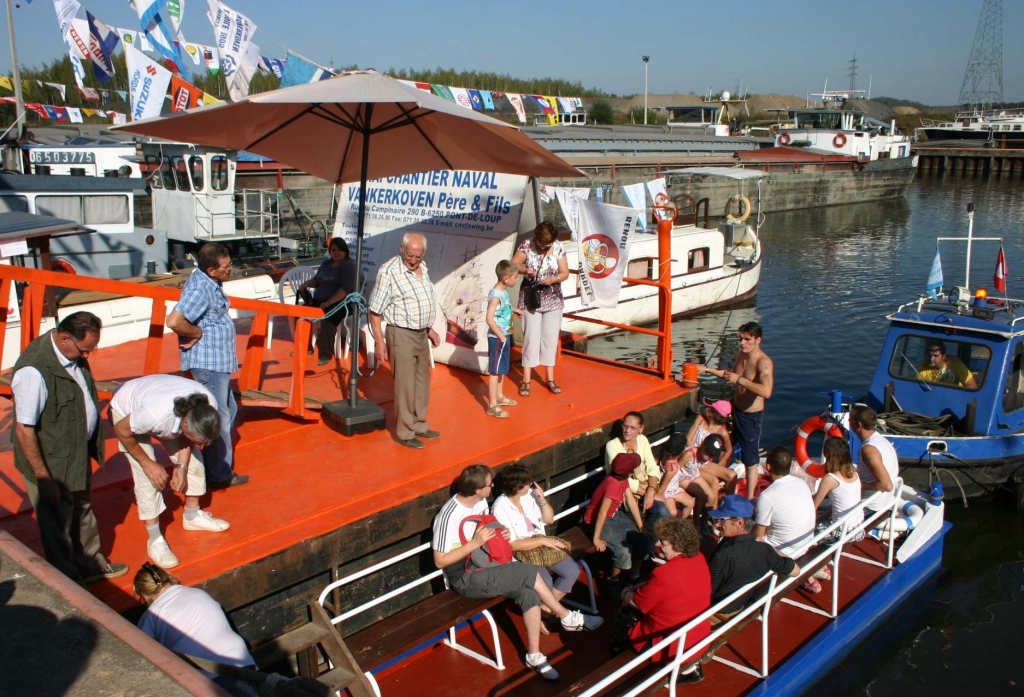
[
  {"xmin": 595, "ymin": 514, "xmax": 647, "ymax": 571},
  {"xmin": 190, "ymin": 368, "xmax": 237, "ymax": 482}
]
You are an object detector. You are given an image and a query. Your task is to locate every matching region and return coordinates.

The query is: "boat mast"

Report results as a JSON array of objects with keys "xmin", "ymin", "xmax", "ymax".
[
  {"xmin": 3, "ymin": 0, "xmax": 26, "ymax": 151},
  {"xmin": 965, "ymin": 202, "xmax": 975, "ymax": 289}
]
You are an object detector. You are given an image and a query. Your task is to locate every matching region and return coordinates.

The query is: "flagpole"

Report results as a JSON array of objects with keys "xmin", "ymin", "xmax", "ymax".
[
  {"xmin": 965, "ymin": 202, "xmax": 975, "ymax": 290},
  {"xmin": 4, "ymin": 0, "xmax": 26, "ymax": 153}
]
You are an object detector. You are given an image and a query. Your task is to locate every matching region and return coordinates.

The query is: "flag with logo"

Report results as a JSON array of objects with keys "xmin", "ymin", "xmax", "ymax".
[
  {"xmin": 97, "ymin": 89, "xmax": 110, "ymax": 103},
  {"xmin": 25, "ymin": 103, "xmax": 48, "ymax": 118},
  {"xmin": 200, "ymin": 44, "xmax": 220, "ymax": 73},
  {"xmin": 77, "ymin": 86, "xmax": 100, "ymax": 101},
  {"xmin": 449, "ymin": 87, "xmax": 472, "ymax": 110},
  {"xmin": 126, "ymin": 46, "xmax": 172, "ymax": 120},
  {"xmin": 69, "ymin": 49, "xmax": 86, "ymax": 89},
  {"xmin": 52, "ymin": 0, "xmax": 80, "ymax": 42},
  {"xmin": 45, "ymin": 82, "xmax": 66, "ymax": 101},
  {"xmin": 66, "ymin": 107, "xmax": 83, "ymax": 123},
  {"xmin": 0, "ymin": 77, "xmax": 13, "ymax": 91},
  {"xmin": 114, "ymin": 27, "xmax": 153, "ymax": 53},
  {"xmin": 480, "ymin": 90, "xmax": 495, "ymax": 110},
  {"xmin": 431, "ymin": 84, "xmax": 454, "ymax": 102},
  {"xmin": 646, "ymin": 178, "xmax": 672, "ymax": 220},
  {"xmin": 66, "ymin": 18, "xmax": 90, "ymax": 60},
  {"xmin": 280, "ymin": 50, "xmax": 327, "ymax": 87},
  {"xmin": 42, "ymin": 105, "xmax": 64, "ymax": 121},
  {"xmin": 925, "ymin": 247, "xmax": 943, "ymax": 299},
  {"xmin": 994, "ymin": 246, "xmax": 1009, "ymax": 294},
  {"xmin": 170, "ymin": 75, "xmax": 200, "ymax": 111},
  {"xmin": 206, "ymin": 0, "xmax": 256, "ymax": 95},
  {"xmin": 620, "ymin": 183, "xmax": 647, "ymax": 232},
  {"xmin": 467, "ymin": 89, "xmax": 484, "ymax": 111},
  {"xmin": 131, "ymin": 0, "xmax": 190, "ymax": 78},
  {"xmin": 180, "ymin": 42, "xmax": 204, "ymax": 66},
  {"xmin": 506, "ymin": 93, "xmax": 526, "ymax": 124},
  {"xmin": 259, "ymin": 55, "xmax": 285, "ymax": 79},
  {"xmin": 166, "ymin": 0, "xmax": 184, "ymax": 34},
  {"xmin": 575, "ymin": 199, "xmax": 639, "ymax": 308},
  {"xmin": 87, "ymin": 11, "xmax": 118, "ymax": 84}
]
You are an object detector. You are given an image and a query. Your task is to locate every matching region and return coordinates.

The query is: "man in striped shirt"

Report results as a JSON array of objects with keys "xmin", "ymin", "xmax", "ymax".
[
  {"xmin": 167, "ymin": 243, "xmax": 249, "ymax": 488},
  {"xmin": 369, "ymin": 233, "xmax": 442, "ymax": 449}
]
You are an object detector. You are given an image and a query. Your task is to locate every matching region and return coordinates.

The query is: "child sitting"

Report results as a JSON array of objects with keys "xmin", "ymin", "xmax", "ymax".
[
  {"xmin": 655, "ymin": 433, "xmax": 723, "ymax": 522},
  {"xmin": 584, "ymin": 452, "xmax": 647, "ymax": 585},
  {"xmin": 688, "ymin": 400, "xmax": 739, "ymax": 496},
  {"xmin": 485, "ymin": 260, "xmax": 522, "ymax": 418}
]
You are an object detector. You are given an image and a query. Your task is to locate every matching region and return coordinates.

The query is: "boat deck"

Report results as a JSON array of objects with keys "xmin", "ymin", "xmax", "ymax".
[{"xmin": 0, "ymin": 316, "xmax": 689, "ymax": 614}]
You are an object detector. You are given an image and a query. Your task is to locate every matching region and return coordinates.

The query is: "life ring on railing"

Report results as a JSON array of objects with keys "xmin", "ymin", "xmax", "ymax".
[
  {"xmin": 724, "ymin": 194, "xmax": 751, "ymax": 223},
  {"xmin": 778, "ymin": 132, "xmax": 791, "ymax": 146},
  {"xmin": 833, "ymin": 133, "xmax": 848, "ymax": 148},
  {"xmin": 794, "ymin": 415, "xmax": 844, "ymax": 477},
  {"xmin": 51, "ymin": 258, "xmax": 77, "ymax": 274},
  {"xmin": 869, "ymin": 501, "xmax": 925, "ymax": 540}
]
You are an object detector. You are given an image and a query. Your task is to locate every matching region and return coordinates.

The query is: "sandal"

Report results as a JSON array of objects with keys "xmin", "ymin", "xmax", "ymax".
[
  {"xmin": 499, "ymin": 397, "xmax": 518, "ymax": 407},
  {"xmin": 519, "ymin": 382, "xmax": 531, "ymax": 397},
  {"xmin": 545, "ymin": 380, "xmax": 562, "ymax": 394},
  {"xmin": 486, "ymin": 405, "xmax": 510, "ymax": 419}
]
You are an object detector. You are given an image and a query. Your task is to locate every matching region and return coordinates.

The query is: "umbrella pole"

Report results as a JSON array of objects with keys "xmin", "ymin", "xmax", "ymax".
[{"xmin": 322, "ymin": 104, "xmax": 387, "ymax": 437}]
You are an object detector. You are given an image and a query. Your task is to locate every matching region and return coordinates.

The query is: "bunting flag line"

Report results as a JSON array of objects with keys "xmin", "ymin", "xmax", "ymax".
[
  {"xmin": 132, "ymin": 0, "xmax": 191, "ymax": 78},
  {"xmin": 126, "ymin": 45, "xmax": 173, "ymax": 120},
  {"xmin": 87, "ymin": 11, "xmax": 119, "ymax": 84},
  {"xmin": 575, "ymin": 199, "xmax": 639, "ymax": 308},
  {"xmin": 994, "ymin": 246, "xmax": 1008, "ymax": 294},
  {"xmin": 167, "ymin": 0, "xmax": 184, "ymax": 34},
  {"xmin": 925, "ymin": 247, "xmax": 943, "ymax": 299}
]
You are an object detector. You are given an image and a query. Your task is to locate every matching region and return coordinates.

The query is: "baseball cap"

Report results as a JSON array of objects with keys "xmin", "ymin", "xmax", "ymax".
[
  {"xmin": 708, "ymin": 494, "xmax": 755, "ymax": 519},
  {"xmin": 611, "ymin": 452, "xmax": 641, "ymax": 477},
  {"xmin": 703, "ymin": 398, "xmax": 732, "ymax": 418},
  {"xmin": 701, "ymin": 433, "xmax": 726, "ymax": 461}
]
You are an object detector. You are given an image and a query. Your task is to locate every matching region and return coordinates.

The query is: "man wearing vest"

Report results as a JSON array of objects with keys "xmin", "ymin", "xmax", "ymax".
[{"xmin": 11, "ymin": 312, "xmax": 128, "ymax": 585}]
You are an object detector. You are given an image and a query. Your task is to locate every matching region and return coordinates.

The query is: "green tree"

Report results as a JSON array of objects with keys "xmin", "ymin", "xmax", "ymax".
[
  {"xmin": 589, "ymin": 100, "xmax": 614, "ymax": 125},
  {"xmin": 627, "ymin": 107, "xmax": 662, "ymax": 125}
]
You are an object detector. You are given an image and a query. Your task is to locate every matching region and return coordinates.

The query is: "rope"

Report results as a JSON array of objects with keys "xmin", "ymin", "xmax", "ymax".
[
  {"xmin": 876, "ymin": 410, "xmax": 956, "ymax": 437},
  {"xmin": 300, "ymin": 290, "xmax": 377, "ymax": 378}
]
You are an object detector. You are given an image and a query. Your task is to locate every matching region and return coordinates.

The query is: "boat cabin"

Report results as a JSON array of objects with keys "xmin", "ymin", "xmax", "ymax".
[
  {"xmin": 666, "ymin": 105, "xmax": 733, "ymax": 136},
  {"xmin": 776, "ymin": 108, "xmax": 910, "ymax": 161},
  {"xmin": 865, "ymin": 293, "xmax": 1024, "ymax": 438},
  {"xmin": 531, "ymin": 111, "xmax": 588, "ymax": 127},
  {"xmin": 25, "ymin": 140, "xmax": 143, "ymax": 178}
]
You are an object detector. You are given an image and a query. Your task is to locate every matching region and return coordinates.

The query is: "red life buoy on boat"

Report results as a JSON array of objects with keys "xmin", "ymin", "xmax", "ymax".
[
  {"xmin": 833, "ymin": 133, "xmax": 848, "ymax": 148},
  {"xmin": 794, "ymin": 415, "xmax": 844, "ymax": 477},
  {"xmin": 779, "ymin": 132, "xmax": 791, "ymax": 146},
  {"xmin": 51, "ymin": 258, "xmax": 77, "ymax": 274}
]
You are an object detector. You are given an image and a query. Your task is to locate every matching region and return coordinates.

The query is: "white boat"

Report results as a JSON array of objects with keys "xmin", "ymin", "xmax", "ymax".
[{"xmin": 918, "ymin": 108, "xmax": 1024, "ymax": 142}]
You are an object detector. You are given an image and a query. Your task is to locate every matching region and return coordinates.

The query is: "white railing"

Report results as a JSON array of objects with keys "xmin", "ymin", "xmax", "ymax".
[{"xmin": 576, "ymin": 479, "xmax": 907, "ymax": 697}]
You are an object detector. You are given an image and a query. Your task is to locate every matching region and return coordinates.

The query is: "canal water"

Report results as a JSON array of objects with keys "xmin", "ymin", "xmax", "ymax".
[{"xmin": 589, "ymin": 176, "xmax": 1024, "ymax": 694}]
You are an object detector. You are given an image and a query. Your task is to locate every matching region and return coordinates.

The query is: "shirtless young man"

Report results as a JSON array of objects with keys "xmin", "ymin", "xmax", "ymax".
[{"xmin": 703, "ymin": 322, "xmax": 774, "ymax": 500}]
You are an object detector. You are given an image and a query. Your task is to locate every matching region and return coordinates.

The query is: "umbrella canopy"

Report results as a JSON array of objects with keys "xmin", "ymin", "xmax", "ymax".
[{"xmin": 115, "ymin": 70, "xmax": 582, "ymax": 182}]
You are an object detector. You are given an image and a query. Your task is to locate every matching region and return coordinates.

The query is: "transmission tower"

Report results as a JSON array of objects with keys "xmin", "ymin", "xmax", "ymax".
[
  {"xmin": 848, "ymin": 54, "xmax": 858, "ymax": 92},
  {"xmin": 957, "ymin": 0, "xmax": 1002, "ymax": 111}
]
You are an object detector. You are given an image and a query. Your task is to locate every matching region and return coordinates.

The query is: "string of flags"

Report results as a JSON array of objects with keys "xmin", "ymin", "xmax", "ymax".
[{"xmin": 1, "ymin": 0, "xmax": 584, "ymax": 125}]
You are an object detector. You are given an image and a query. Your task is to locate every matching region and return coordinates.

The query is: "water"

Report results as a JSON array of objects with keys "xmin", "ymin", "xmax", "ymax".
[{"xmin": 589, "ymin": 176, "xmax": 1024, "ymax": 694}]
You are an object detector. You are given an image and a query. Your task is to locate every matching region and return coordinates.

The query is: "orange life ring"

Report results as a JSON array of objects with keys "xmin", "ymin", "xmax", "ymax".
[
  {"xmin": 794, "ymin": 415, "xmax": 844, "ymax": 477},
  {"xmin": 833, "ymin": 133, "xmax": 848, "ymax": 148},
  {"xmin": 778, "ymin": 132, "xmax": 791, "ymax": 146},
  {"xmin": 51, "ymin": 258, "xmax": 77, "ymax": 274}
]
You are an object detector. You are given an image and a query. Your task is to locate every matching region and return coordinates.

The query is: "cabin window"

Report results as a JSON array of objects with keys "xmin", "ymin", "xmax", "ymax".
[
  {"xmin": 688, "ymin": 247, "xmax": 710, "ymax": 272},
  {"xmin": 1015, "ymin": 125, "xmax": 1022, "ymax": 131},
  {"xmin": 84, "ymin": 195, "xmax": 130, "ymax": 224},
  {"xmin": 887, "ymin": 335, "xmax": 990, "ymax": 391},
  {"xmin": 160, "ymin": 156, "xmax": 176, "ymax": 190},
  {"xmin": 172, "ymin": 156, "xmax": 191, "ymax": 192},
  {"xmin": 36, "ymin": 195, "xmax": 84, "ymax": 223},
  {"xmin": 144, "ymin": 154, "xmax": 162, "ymax": 189},
  {"xmin": 627, "ymin": 257, "xmax": 652, "ymax": 280},
  {"xmin": 1003, "ymin": 344, "xmax": 1024, "ymax": 412},
  {"xmin": 0, "ymin": 195, "xmax": 29, "ymax": 213},
  {"xmin": 211, "ymin": 156, "xmax": 229, "ymax": 191},
  {"xmin": 189, "ymin": 156, "xmax": 205, "ymax": 191}
]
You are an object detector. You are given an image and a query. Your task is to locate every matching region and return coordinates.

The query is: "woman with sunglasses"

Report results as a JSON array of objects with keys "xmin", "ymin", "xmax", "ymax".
[
  {"xmin": 110, "ymin": 375, "xmax": 230, "ymax": 570},
  {"xmin": 511, "ymin": 221, "xmax": 570, "ymax": 396},
  {"xmin": 135, "ymin": 563, "xmax": 256, "ymax": 695}
]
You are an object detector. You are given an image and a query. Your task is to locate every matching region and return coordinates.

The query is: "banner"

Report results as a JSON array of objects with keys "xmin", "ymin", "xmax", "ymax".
[
  {"xmin": 87, "ymin": 11, "xmax": 118, "ymax": 84},
  {"xmin": 575, "ymin": 199, "xmax": 639, "ymax": 308},
  {"xmin": 259, "ymin": 55, "xmax": 285, "ymax": 79},
  {"xmin": 66, "ymin": 106, "xmax": 83, "ymax": 123},
  {"xmin": 506, "ymin": 93, "xmax": 526, "ymax": 124},
  {"xmin": 126, "ymin": 46, "xmax": 172, "ymax": 120},
  {"xmin": 646, "ymin": 177, "xmax": 670, "ymax": 218},
  {"xmin": 170, "ymin": 75, "xmax": 201, "ymax": 111},
  {"xmin": 449, "ymin": 87, "xmax": 472, "ymax": 110},
  {"xmin": 132, "ymin": 0, "xmax": 190, "ymax": 78},
  {"xmin": 206, "ymin": 0, "xmax": 256, "ymax": 93},
  {"xmin": 480, "ymin": 90, "xmax": 495, "ymax": 110},
  {"xmin": 467, "ymin": 89, "xmax": 484, "ymax": 111},
  {"xmin": 552, "ymin": 187, "xmax": 590, "ymax": 236},
  {"xmin": 52, "ymin": 0, "xmax": 80, "ymax": 42},
  {"xmin": 620, "ymin": 182, "xmax": 647, "ymax": 232},
  {"xmin": 66, "ymin": 18, "xmax": 90, "ymax": 61}
]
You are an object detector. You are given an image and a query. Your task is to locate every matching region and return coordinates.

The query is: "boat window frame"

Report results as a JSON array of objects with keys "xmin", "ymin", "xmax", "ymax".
[
  {"xmin": 1003, "ymin": 342, "xmax": 1024, "ymax": 413},
  {"xmin": 171, "ymin": 155, "xmax": 192, "ymax": 192},
  {"xmin": 0, "ymin": 194, "xmax": 29, "ymax": 213},
  {"xmin": 144, "ymin": 154, "xmax": 163, "ymax": 189},
  {"xmin": 189, "ymin": 155, "xmax": 205, "ymax": 191},
  {"xmin": 160, "ymin": 156, "xmax": 176, "ymax": 190},
  {"xmin": 626, "ymin": 256, "xmax": 653, "ymax": 281},
  {"xmin": 210, "ymin": 155, "xmax": 229, "ymax": 191},
  {"xmin": 887, "ymin": 333, "xmax": 991, "ymax": 392},
  {"xmin": 35, "ymin": 195, "xmax": 85, "ymax": 223},
  {"xmin": 687, "ymin": 247, "xmax": 711, "ymax": 273}
]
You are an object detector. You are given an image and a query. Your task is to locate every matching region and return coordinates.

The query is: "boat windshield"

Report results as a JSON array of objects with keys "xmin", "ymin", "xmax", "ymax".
[{"xmin": 888, "ymin": 335, "xmax": 990, "ymax": 391}]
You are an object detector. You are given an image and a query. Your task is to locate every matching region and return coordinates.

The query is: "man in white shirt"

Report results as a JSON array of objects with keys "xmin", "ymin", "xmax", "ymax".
[
  {"xmin": 849, "ymin": 405, "xmax": 900, "ymax": 512},
  {"xmin": 754, "ymin": 447, "xmax": 815, "ymax": 559},
  {"xmin": 433, "ymin": 464, "xmax": 602, "ymax": 681}
]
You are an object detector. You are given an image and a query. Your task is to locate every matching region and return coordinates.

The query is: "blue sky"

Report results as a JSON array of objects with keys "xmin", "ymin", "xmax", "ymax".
[{"xmin": 2, "ymin": 0, "xmax": 1022, "ymax": 106}]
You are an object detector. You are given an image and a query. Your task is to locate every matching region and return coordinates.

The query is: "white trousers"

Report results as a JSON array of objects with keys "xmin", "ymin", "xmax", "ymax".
[{"xmin": 521, "ymin": 307, "xmax": 562, "ymax": 369}]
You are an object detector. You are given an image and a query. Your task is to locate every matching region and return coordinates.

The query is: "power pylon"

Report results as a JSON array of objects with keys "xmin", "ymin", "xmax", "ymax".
[
  {"xmin": 848, "ymin": 54, "xmax": 858, "ymax": 92},
  {"xmin": 957, "ymin": 0, "xmax": 1002, "ymax": 111}
]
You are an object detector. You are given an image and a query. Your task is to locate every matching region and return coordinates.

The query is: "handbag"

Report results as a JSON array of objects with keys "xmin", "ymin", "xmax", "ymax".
[
  {"xmin": 513, "ymin": 536, "xmax": 572, "ymax": 566},
  {"xmin": 459, "ymin": 515, "xmax": 514, "ymax": 573},
  {"xmin": 524, "ymin": 281, "xmax": 542, "ymax": 311}
]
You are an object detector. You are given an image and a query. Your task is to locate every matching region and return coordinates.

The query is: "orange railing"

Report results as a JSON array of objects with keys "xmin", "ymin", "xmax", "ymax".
[
  {"xmin": 561, "ymin": 208, "xmax": 675, "ymax": 381},
  {"xmin": 0, "ymin": 265, "xmax": 323, "ymax": 418}
]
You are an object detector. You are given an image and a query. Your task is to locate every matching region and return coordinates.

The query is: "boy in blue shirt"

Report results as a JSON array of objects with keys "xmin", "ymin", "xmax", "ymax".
[{"xmin": 485, "ymin": 260, "xmax": 521, "ymax": 418}]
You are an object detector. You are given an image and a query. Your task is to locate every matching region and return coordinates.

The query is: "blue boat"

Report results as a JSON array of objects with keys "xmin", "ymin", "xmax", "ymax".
[{"xmin": 858, "ymin": 204, "xmax": 1024, "ymax": 498}]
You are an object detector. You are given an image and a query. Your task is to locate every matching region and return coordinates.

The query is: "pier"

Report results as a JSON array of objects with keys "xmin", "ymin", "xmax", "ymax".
[{"xmin": 912, "ymin": 143, "xmax": 1024, "ymax": 177}]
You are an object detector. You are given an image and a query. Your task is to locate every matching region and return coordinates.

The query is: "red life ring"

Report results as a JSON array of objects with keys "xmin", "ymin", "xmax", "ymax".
[
  {"xmin": 778, "ymin": 132, "xmax": 791, "ymax": 146},
  {"xmin": 51, "ymin": 258, "xmax": 77, "ymax": 274},
  {"xmin": 833, "ymin": 133, "xmax": 848, "ymax": 148},
  {"xmin": 793, "ymin": 415, "xmax": 844, "ymax": 477}
]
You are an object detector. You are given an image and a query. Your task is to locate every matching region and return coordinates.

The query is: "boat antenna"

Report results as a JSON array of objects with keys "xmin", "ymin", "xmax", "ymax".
[{"xmin": 965, "ymin": 202, "xmax": 976, "ymax": 290}]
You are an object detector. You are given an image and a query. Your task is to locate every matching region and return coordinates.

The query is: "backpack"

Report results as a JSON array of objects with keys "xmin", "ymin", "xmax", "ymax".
[{"xmin": 459, "ymin": 514, "xmax": 514, "ymax": 572}]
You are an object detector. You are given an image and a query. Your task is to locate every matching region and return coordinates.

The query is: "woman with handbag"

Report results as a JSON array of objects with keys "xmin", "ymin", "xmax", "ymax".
[
  {"xmin": 492, "ymin": 465, "xmax": 580, "ymax": 609},
  {"xmin": 512, "ymin": 222, "xmax": 570, "ymax": 396}
]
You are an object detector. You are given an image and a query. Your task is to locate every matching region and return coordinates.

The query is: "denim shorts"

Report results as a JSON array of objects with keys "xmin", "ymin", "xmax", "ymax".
[{"xmin": 488, "ymin": 335, "xmax": 511, "ymax": 375}]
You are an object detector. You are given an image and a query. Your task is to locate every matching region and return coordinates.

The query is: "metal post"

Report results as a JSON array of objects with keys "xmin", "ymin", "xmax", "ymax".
[
  {"xmin": 965, "ymin": 202, "xmax": 975, "ymax": 290},
  {"xmin": 349, "ymin": 105, "xmax": 372, "ymax": 408},
  {"xmin": 642, "ymin": 56, "xmax": 650, "ymax": 125},
  {"xmin": 4, "ymin": 0, "xmax": 27, "ymax": 152}
]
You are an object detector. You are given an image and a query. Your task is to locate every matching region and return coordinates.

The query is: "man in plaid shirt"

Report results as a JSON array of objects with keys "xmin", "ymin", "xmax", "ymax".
[{"xmin": 167, "ymin": 243, "xmax": 249, "ymax": 488}]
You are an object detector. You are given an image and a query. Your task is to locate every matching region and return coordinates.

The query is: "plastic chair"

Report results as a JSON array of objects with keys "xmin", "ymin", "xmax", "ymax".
[{"xmin": 278, "ymin": 266, "xmax": 317, "ymax": 349}]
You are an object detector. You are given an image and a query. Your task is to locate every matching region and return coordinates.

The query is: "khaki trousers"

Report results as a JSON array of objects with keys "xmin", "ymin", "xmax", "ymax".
[{"xmin": 387, "ymin": 325, "xmax": 432, "ymax": 440}]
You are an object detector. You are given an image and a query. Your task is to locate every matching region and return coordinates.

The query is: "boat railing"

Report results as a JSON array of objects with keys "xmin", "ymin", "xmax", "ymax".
[
  {"xmin": 577, "ymin": 480, "xmax": 907, "ymax": 697},
  {"xmin": 0, "ymin": 264, "xmax": 322, "ymax": 417},
  {"xmin": 190, "ymin": 189, "xmax": 280, "ymax": 241}
]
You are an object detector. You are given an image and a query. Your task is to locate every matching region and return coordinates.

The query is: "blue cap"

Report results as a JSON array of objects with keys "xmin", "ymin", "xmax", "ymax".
[{"xmin": 708, "ymin": 494, "xmax": 755, "ymax": 519}]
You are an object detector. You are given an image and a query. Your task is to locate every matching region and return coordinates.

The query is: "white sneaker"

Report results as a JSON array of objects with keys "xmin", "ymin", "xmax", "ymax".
[
  {"xmin": 182, "ymin": 509, "xmax": 230, "ymax": 532},
  {"xmin": 561, "ymin": 609, "xmax": 604, "ymax": 632},
  {"xmin": 525, "ymin": 653, "xmax": 559, "ymax": 680},
  {"xmin": 148, "ymin": 538, "xmax": 179, "ymax": 569}
]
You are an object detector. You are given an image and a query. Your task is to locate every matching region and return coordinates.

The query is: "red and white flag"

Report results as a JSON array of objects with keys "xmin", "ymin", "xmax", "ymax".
[{"xmin": 994, "ymin": 246, "xmax": 1008, "ymax": 293}]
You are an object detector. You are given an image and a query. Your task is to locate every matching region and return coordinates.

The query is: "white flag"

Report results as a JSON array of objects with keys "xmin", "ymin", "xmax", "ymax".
[
  {"xmin": 167, "ymin": 0, "xmax": 185, "ymax": 34},
  {"xmin": 227, "ymin": 41, "xmax": 260, "ymax": 102},
  {"xmin": 449, "ymin": 87, "xmax": 473, "ymax": 110},
  {"xmin": 52, "ymin": 0, "xmax": 81, "ymax": 42},
  {"xmin": 126, "ymin": 46, "xmax": 172, "ymax": 121},
  {"xmin": 575, "ymin": 199, "xmax": 640, "ymax": 308},
  {"xmin": 114, "ymin": 26, "xmax": 153, "ymax": 52},
  {"xmin": 181, "ymin": 42, "xmax": 205, "ymax": 66},
  {"xmin": 553, "ymin": 187, "xmax": 590, "ymax": 236},
  {"xmin": 646, "ymin": 178, "xmax": 671, "ymax": 219},
  {"xmin": 557, "ymin": 97, "xmax": 575, "ymax": 113},
  {"xmin": 507, "ymin": 93, "xmax": 527, "ymax": 124},
  {"xmin": 205, "ymin": 0, "xmax": 256, "ymax": 89},
  {"xmin": 45, "ymin": 82, "xmax": 66, "ymax": 101},
  {"xmin": 111, "ymin": 111, "xmax": 127, "ymax": 125},
  {"xmin": 69, "ymin": 49, "xmax": 86, "ymax": 90},
  {"xmin": 620, "ymin": 183, "xmax": 648, "ymax": 232},
  {"xmin": 66, "ymin": 18, "xmax": 90, "ymax": 60},
  {"xmin": 66, "ymin": 107, "xmax": 84, "ymax": 123}
]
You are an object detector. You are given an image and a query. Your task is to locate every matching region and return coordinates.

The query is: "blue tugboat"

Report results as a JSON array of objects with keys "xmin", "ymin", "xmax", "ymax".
[{"xmin": 839, "ymin": 203, "xmax": 1024, "ymax": 498}]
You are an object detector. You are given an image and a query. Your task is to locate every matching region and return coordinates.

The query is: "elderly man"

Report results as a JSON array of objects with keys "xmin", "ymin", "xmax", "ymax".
[
  {"xmin": 11, "ymin": 312, "xmax": 128, "ymax": 585},
  {"xmin": 918, "ymin": 341, "xmax": 977, "ymax": 389},
  {"xmin": 167, "ymin": 243, "xmax": 249, "ymax": 488},
  {"xmin": 368, "ymin": 233, "xmax": 441, "ymax": 449},
  {"xmin": 849, "ymin": 405, "xmax": 900, "ymax": 512}
]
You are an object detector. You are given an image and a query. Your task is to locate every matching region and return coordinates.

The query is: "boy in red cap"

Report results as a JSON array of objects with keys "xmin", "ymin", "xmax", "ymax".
[{"xmin": 585, "ymin": 452, "xmax": 647, "ymax": 584}]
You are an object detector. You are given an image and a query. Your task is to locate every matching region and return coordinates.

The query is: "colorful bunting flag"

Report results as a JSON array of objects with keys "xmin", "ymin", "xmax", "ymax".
[
  {"xmin": 111, "ymin": 112, "xmax": 127, "ymax": 125},
  {"xmin": 44, "ymin": 82, "xmax": 66, "ymax": 101},
  {"xmin": 131, "ymin": 0, "xmax": 190, "ymax": 78},
  {"xmin": 180, "ymin": 42, "xmax": 205, "ymax": 66},
  {"xmin": 480, "ymin": 90, "xmax": 495, "ymax": 110},
  {"xmin": 170, "ymin": 75, "xmax": 201, "ymax": 111},
  {"xmin": 87, "ymin": 11, "xmax": 119, "ymax": 84},
  {"xmin": 42, "ymin": 105, "xmax": 63, "ymax": 121},
  {"xmin": 994, "ymin": 246, "xmax": 1008, "ymax": 294},
  {"xmin": 431, "ymin": 84, "xmax": 454, "ymax": 102},
  {"xmin": 506, "ymin": 93, "xmax": 526, "ymax": 124},
  {"xmin": 69, "ymin": 49, "xmax": 86, "ymax": 89},
  {"xmin": 925, "ymin": 247, "xmax": 943, "ymax": 298},
  {"xmin": 0, "ymin": 76, "xmax": 12, "ymax": 91},
  {"xmin": 449, "ymin": 87, "xmax": 472, "ymax": 109},
  {"xmin": 467, "ymin": 89, "xmax": 483, "ymax": 111},
  {"xmin": 98, "ymin": 88, "xmax": 111, "ymax": 103},
  {"xmin": 201, "ymin": 91, "xmax": 221, "ymax": 105},
  {"xmin": 113, "ymin": 26, "xmax": 153, "ymax": 52},
  {"xmin": 82, "ymin": 108, "xmax": 97, "ymax": 116},
  {"xmin": 66, "ymin": 107, "xmax": 83, "ymax": 123},
  {"xmin": 206, "ymin": 0, "xmax": 257, "ymax": 98},
  {"xmin": 77, "ymin": 86, "xmax": 100, "ymax": 101},
  {"xmin": 259, "ymin": 55, "xmax": 285, "ymax": 80},
  {"xmin": 414, "ymin": 82, "xmax": 431, "ymax": 92},
  {"xmin": 126, "ymin": 46, "xmax": 173, "ymax": 120},
  {"xmin": 25, "ymin": 103, "xmax": 48, "ymax": 118},
  {"xmin": 116, "ymin": 90, "xmax": 128, "ymax": 101},
  {"xmin": 280, "ymin": 49, "xmax": 330, "ymax": 87},
  {"xmin": 201, "ymin": 44, "xmax": 220, "ymax": 74}
]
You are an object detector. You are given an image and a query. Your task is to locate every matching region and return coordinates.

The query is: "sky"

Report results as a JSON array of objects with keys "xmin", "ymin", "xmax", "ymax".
[{"xmin": 2, "ymin": 0, "xmax": 1022, "ymax": 106}]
